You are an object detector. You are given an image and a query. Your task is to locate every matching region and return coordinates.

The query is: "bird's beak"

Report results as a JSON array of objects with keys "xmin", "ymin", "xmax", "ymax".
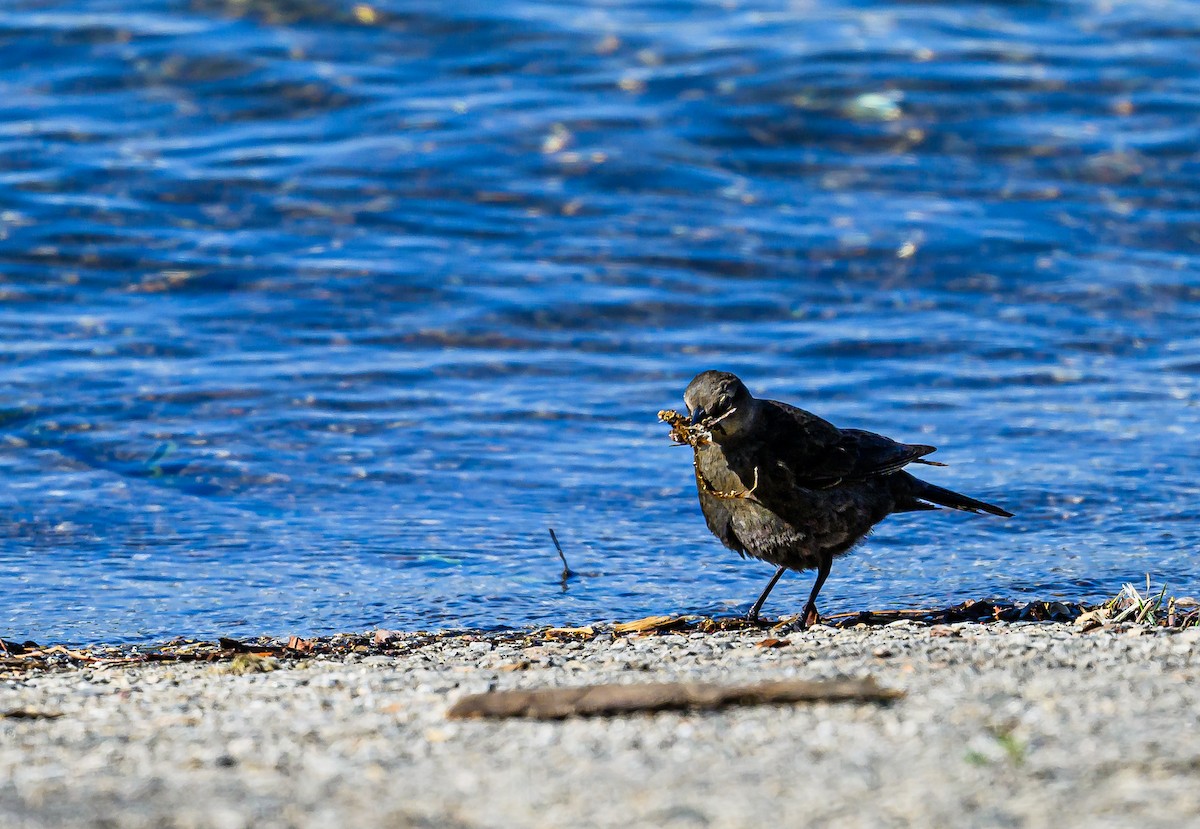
[{"xmin": 690, "ymin": 407, "xmax": 708, "ymax": 424}]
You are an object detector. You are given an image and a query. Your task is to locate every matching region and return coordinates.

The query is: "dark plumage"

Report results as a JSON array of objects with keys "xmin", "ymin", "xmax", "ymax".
[{"xmin": 680, "ymin": 370, "xmax": 1012, "ymax": 628}]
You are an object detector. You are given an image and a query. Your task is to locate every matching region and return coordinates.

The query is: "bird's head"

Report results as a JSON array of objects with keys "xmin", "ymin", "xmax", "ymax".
[{"xmin": 682, "ymin": 370, "xmax": 758, "ymax": 443}]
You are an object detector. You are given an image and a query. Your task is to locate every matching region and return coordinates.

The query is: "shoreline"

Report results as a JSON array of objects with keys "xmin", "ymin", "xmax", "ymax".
[
  {"xmin": 4, "ymin": 613, "xmax": 1200, "ymax": 827},
  {"xmin": 1, "ymin": 592, "xmax": 1192, "ymax": 675}
]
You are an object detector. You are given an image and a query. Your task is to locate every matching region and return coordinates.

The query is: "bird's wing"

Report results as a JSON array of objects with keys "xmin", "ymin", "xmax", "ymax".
[
  {"xmin": 835, "ymin": 429, "xmax": 940, "ymax": 477},
  {"xmin": 762, "ymin": 401, "xmax": 938, "ymax": 487}
]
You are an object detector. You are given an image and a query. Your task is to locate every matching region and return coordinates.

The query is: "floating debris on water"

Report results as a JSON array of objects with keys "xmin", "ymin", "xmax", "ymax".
[{"xmin": 844, "ymin": 91, "xmax": 904, "ymax": 121}]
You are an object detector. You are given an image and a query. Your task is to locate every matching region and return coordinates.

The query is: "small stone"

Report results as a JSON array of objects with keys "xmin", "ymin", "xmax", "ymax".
[{"xmin": 373, "ymin": 629, "xmax": 402, "ymax": 646}]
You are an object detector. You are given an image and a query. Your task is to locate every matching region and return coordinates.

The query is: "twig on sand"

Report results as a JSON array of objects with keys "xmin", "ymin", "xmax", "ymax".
[
  {"xmin": 447, "ymin": 677, "xmax": 902, "ymax": 720},
  {"xmin": 548, "ymin": 528, "xmax": 574, "ymax": 584}
]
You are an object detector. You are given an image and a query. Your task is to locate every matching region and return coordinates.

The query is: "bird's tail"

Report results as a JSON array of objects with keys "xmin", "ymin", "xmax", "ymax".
[{"xmin": 901, "ymin": 473, "xmax": 1014, "ymax": 517}]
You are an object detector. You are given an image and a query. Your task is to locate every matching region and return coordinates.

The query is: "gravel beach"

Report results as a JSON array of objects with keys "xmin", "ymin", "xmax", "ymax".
[{"xmin": 3, "ymin": 621, "xmax": 1200, "ymax": 829}]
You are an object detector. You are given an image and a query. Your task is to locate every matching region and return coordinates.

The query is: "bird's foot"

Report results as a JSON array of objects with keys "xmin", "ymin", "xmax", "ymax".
[
  {"xmin": 741, "ymin": 612, "xmax": 774, "ymax": 629},
  {"xmin": 800, "ymin": 603, "xmax": 821, "ymax": 630}
]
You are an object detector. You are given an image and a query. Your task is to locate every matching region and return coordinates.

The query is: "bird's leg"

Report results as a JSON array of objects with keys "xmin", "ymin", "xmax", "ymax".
[
  {"xmin": 747, "ymin": 565, "xmax": 786, "ymax": 622},
  {"xmin": 800, "ymin": 554, "xmax": 833, "ymax": 630}
]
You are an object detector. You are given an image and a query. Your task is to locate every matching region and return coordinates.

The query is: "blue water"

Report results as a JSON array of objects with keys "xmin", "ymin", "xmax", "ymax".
[{"xmin": 1, "ymin": 0, "xmax": 1198, "ymax": 645}]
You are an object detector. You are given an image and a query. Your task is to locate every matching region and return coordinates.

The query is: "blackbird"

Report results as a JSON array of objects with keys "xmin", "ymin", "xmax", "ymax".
[{"xmin": 680, "ymin": 370, "xmax": 1012, "ymax": 628}]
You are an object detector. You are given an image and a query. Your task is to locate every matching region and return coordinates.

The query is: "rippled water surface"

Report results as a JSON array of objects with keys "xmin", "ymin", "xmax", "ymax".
[{"xmin": 2, "ymin": 0, "xmax": 1199, "ymax": 644}]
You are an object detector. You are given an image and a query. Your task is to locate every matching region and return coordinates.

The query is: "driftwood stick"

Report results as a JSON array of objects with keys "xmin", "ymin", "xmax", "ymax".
[{"xmin": 447, "ymin": 677, "xmax": 902, "ymax": 720}]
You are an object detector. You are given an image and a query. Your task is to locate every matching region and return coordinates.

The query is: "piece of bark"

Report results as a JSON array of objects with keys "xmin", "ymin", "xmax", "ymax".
[
  {"xmin": 1075, "ymin": 607, "xmax": 1111, "ymax": 632},
  {"xmin": 286, "ymin": 636, "xmax": 314, "ymax": 653},
  {"xmin": 3, "ymin": 709, "xmax": 63, "ymax": 720},
  {"xmin": 447, "ymin": 677, "xmax": 902, "ymax": 720},
  {"xmin": 756, "ymin": 637, "xmax": 791, "ymax": 648},
  {"xmin": 543, "ymin": 626, "xmax": 595, "ymax": 639},
  {"xmin": 612, "ymin": 616, "xmax": 685, "ymax": 635}
]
